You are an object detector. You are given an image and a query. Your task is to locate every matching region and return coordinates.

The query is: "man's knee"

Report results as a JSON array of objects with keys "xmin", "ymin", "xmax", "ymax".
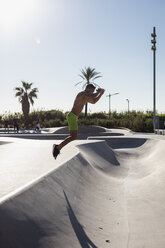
[
  {"xmin": 70, "ymin": 132, "xmax": 77, "ymax": 140},
  {"xmin": 72, "ymin": 134, "xmax": 77, "ymax": 140}
]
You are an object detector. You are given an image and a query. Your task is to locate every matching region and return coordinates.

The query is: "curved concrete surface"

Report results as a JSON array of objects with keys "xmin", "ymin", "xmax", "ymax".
[
  {"xmin": 0, "ymin": 126, "xmax": 132, "ymax": 140},
  {"xmin": 1, "ymin": 135, "xmax": 165, "ymax": 247}
]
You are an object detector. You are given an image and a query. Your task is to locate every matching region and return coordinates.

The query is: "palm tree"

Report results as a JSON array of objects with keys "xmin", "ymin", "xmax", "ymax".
[
  {"xmin": 14, "ymin": 81, "xmax": 38, "ymax": 120},
  {"xmin": 76, "ymin": 67, "xmax": 102, "ymax": 117}
]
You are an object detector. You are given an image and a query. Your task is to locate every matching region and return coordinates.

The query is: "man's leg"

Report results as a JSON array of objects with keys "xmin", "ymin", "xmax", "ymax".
[
  {"xmin": 53, "ymin": 111, "xmax": 78, "ymax": 159},
  {"xmin": 52, "ymin": 130, "xmax": 77, "ymax": 159},
  {"xmin": 57, "ymin": 130, "xmax": 77, "ymax": 151}
]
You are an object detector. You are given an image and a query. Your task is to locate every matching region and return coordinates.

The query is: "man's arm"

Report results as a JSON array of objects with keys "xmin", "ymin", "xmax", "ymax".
[
  {"xmin": 83, "ymin": 91, "xmax": 100, "ymax": 104},
  {"xmin": 92, "ymin": 89, "xmax": 105, "ymax": 104},
  {"xmin": 84, "ymin": 89, "xmax": 105, "ymax": 104}
]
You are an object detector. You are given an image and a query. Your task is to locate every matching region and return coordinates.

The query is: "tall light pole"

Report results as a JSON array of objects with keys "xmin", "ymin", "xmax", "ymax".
[
  {"xmin": 151, "ymin": 26, "xmax": 156, "ymax": 131},
  {"xmin": 106, "ymin": 93, "xmax": 119, "ymax": 118},
  {"xmin": 126, "ymin": 99, "xmax": 130, "ymax": 112}
]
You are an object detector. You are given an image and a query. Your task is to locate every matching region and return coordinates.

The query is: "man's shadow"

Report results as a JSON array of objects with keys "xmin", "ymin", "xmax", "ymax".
[{"xmin": 63, "ymin": 190, "xmax": 98, "ymax": 248}]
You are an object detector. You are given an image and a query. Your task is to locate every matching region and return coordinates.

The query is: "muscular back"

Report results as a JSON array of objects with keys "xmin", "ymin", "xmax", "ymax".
[{"xmin": 71, "ymin": 91, "xmax": 87, "ymax": 116}]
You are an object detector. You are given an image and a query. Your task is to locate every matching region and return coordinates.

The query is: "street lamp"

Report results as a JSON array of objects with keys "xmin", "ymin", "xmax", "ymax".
[
  {"xmin": 126, "ymin": 99, "xmax": 130, "ymax": 112},
  {"xmin": 106, "ymin": 93, "xmax": 119, "ymax": 118},
  {"xmin": 151, "ymin": 26, "xmax": 156, "ymax": 131}
]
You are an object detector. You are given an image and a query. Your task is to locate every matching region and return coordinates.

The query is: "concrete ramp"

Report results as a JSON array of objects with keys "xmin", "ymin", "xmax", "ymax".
[
  {"xmin": 88, "ymin": 136, "xmax": 147, "ymax": 149},
  {"xmin": 1, "ymin": 138, "xmax": 165, "ymax": 247}
]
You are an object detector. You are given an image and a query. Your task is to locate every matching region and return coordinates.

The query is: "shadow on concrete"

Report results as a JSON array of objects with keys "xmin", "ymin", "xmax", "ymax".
[
  {"xmin": 106, "ymin": 138, "xmax": 147, "ymax": 149},
  {"xmin": 63, "ymin": 190, "xmax": 98, "ymax": 248},
  {"xmin": 0, "ymin": 208, "xmax": 45, "ymax": 248},
  {"xmin": 88, "ymin": 137, "xmax": 147, "ymax": 149},
  {"xmin": 78, "ymin": 141, "xmax": 120, "ymax": 167},
  {"xmin": 0, "ymin": 141, "xmax": 11, "ymax": 145},
  {"xmin": 99, "ymin": 132, "xmax": 124, "ymax": 136}
]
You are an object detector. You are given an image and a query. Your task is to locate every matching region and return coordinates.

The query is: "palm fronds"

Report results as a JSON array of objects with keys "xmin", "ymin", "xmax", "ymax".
[
  {"xmin": 77, "ymin": 66, "xmax": 102, "ymax": 88},
  {"xmin": 14, "ymin": 81, "xmax": 39, "ymax": 117}
]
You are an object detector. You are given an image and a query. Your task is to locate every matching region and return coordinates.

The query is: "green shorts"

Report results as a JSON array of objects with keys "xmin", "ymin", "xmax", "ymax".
[{"xmin": 67, "ymin": 112, "xmax": 78, "ymax": 131}]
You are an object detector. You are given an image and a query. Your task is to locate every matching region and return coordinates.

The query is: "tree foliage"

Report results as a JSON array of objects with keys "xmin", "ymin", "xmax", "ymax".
[
  {"xmin": 14, "ymin": 81, "xmax": 38, "ymax": 120},
  {"xmin": 0, "ymin": 110, "xmax": 158, "ymax": 133},
  {"xmin": 76, "ymin": 67, "xmax": 102, "ymax": 118}
]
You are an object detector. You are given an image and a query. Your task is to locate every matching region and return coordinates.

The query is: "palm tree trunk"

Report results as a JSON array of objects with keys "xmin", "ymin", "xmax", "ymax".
[
  {"xmin": 84, "ymin": 80, "xmax": 90, "ymax": 118},
  {"xmin": 85, "ymin": 102, "xmax": 88, "ymax": 118},
  {"xmin": 22, "ymin": 94, "xmax": 30, "ymax": 120}
]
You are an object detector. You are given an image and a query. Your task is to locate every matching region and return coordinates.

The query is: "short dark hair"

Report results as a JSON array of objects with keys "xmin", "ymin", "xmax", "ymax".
[{"xmin": 85, "ymin": 84, "xmax": 95, "ymax": 90}]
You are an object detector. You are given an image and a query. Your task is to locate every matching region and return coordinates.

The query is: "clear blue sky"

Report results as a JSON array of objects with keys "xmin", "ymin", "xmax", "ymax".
[{"xmin": 0, "ymin": 0, "xmax": 165, "ymax": 115}]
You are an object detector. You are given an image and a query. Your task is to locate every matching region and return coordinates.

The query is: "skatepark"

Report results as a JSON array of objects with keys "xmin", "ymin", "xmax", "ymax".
[{"xmin": 1, "ymin": 126, "xmax": 165, "ymax": 248}]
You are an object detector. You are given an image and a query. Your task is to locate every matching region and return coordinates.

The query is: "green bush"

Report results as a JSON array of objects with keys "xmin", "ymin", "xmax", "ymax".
[
  {"xmin": 90, "ymin": 112, "xmax": 107, "ymax": 119},
  {"xmin": 0, "ymin": 109, "xmax": 163, "ymax": 133}
]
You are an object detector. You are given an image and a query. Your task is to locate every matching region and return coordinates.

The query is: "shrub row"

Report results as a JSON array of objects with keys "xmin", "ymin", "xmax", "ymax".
[{"xmin": 0, "ymin": 110, "xmax": 163, "ymax": 132}]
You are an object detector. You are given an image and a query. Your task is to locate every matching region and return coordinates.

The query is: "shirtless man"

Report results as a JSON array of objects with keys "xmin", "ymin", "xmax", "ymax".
[{"xmin": 52, "ymin": 84, "xmax": 105, "ymax": 159}]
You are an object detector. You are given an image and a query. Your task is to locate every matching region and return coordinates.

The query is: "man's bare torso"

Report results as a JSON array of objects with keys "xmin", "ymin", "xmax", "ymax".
[
  {"xmin": 71, "ymin": 91, "xmax": 87, "ymax": 116},
  {"xmin": 71, "ymin": 88, "xmax": 104, "ymax": 116}
]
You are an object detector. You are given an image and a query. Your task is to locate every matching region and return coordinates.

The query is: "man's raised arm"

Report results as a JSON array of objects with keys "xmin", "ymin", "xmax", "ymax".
[
  {"xmin": 84, "ymin": 88, "xmax": 105, "ymax": 104},
  {"xmin": 92, "ymin": 89, "xmax": 105, "ymax": 104}
]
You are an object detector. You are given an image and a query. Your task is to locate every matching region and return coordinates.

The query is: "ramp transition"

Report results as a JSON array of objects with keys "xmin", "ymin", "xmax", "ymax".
[{"xmin": 1, "ymin": 138, "xmax": 165, "ymax": 248}]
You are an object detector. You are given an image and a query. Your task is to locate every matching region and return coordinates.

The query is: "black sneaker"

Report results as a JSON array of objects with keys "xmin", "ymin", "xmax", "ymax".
[{"xmin": 52, "ymin": 144, "xmax": 60, "ymax": 159}]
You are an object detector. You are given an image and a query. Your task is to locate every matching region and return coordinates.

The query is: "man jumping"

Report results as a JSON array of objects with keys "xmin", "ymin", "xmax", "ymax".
[{"xmin": 52, "ymin": 84, "xmax": 105, "ymax": 159}]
